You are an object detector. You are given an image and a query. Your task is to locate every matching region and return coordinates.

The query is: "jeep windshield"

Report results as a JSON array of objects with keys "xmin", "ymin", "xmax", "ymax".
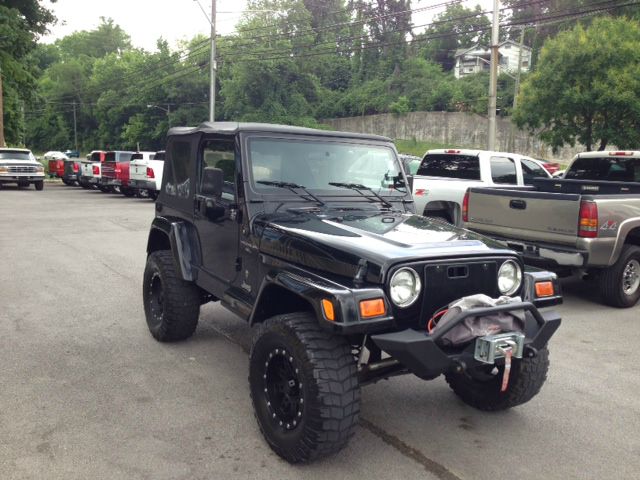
[{"xmin": 248, "ymin": 137, "xmax": 406, "ymax": 200}]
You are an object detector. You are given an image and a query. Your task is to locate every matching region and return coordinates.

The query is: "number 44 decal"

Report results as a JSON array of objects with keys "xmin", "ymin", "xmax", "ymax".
[{"xmin": 600, "ymin": 220, "xmax": 618, "ymax": 231}]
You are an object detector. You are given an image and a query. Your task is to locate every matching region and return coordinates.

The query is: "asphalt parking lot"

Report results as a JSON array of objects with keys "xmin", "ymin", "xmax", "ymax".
[{"xmin": 2, "ymin": 183, "xmax": 640, "ymax": 480}]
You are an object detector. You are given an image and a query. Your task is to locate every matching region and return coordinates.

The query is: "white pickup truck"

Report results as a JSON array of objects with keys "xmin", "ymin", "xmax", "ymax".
[
  {"xmin": 411, "ymin": 149, "xmax": 551, "ymax": 225},
  {"xmin": 129, "ymin": 150, "xmax": 164, "ymax": 200}
]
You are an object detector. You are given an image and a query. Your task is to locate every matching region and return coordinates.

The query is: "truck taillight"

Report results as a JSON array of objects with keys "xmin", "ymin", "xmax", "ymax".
[
  {"xmin": 462, "ymin": 190, "xmax": 470, "ymax": 223},
  {"xmin": 578, "ymin": 201, "xmax": 598, "ymax": 238},
  {"xmin": 73, "ymin": 163, "xmax": 79, "ymax": 172},
  {"xmin": 147, "ymin": 167, "xmax": 155, "ymax": 179},
  {"xmin": 445, "ymin": 149, "xmax": 461, "ymax": 154},
  {"xmin": 92, "ymin": 165, "xmax": 99, "ymax": 175},
  {"xmin": 609, "ymin": 151, "xmax": 633, "ymax": 156}
]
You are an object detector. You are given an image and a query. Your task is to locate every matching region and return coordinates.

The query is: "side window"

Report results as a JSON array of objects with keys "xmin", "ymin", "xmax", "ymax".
[
  {"xmin": 490, "ymin": 156, "xmax": 517, "ymax": 184},
  {"xmin": 521, "ymin": 159, "xmax": 548, "ymax": 185},
  {"xmin": 165, "ymin": 140, "xmax": 192, "ymax": 199},
  {"xmin": 201, "ymin": 139, "xmax": 236, "ymax": 201}
]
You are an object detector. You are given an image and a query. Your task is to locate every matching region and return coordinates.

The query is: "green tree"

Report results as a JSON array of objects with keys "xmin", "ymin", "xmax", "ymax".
[
  {"xmin": 418, "ymin": 3, "xmax": 490, "ymax": 72},
  {"xmin": 514, "ymin": 17, "xmax": 640, "ymax": 151}
]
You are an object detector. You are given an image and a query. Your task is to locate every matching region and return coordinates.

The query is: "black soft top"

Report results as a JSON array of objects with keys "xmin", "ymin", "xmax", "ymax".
[{"xmin": 167, "ymin": 122, "xmax": 391, "ymax": 143}]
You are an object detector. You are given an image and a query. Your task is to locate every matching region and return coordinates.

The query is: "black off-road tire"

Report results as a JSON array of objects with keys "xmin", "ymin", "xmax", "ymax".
[
  {"xmin": 599, "ymin": 245, "xmax": 640, "ymax": 308},
  {"xmin": 34, "ymin": 181, "xmax": 44, "ymax": 191},
  {"xmin": 445, "ymin": 348, "xmax": 549, "ymax": 411},
  {"xmin": 142, "ymin": 250, "xmax": 200, "ymax": 342},
  {"xmin": 249, "ymin": 313, "xmax": 360, "ymax": 463}
]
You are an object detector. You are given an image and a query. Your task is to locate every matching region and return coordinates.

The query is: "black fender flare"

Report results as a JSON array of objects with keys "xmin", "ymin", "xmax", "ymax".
[
  {"xmin": 249, "ymin": 268, "xmax": 351, "ymax": 326},
  {"xmin": 147, "ymin": 216, "xmax": 202, "ymax": 282}
]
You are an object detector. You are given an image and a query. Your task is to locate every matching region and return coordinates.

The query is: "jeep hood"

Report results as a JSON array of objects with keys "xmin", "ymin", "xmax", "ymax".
[{"xmin": 256, "ymin": 210, "xmax": 513, "ymax": 282}]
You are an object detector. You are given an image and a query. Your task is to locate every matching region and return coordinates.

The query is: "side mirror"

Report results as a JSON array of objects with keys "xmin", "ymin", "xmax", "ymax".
[{"xmin": 201, "ymin": 167, "xmax": 223, "ymax": 197}]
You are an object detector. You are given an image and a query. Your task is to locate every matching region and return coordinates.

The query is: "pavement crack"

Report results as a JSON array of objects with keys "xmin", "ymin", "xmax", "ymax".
[{"xmin": 359, "ymin": 418, "xmax": 463, "ymax": 480}]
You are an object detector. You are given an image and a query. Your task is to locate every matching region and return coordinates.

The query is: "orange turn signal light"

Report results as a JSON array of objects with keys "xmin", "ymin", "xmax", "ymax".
[
  {"xmin": 359, "ymin": 298, "xmax": 386, "ymax": 318},
  {"xmin": 321, "ymin": 299, "xmax": 335, "ymax": 321},
  {"xmin": 535, "ymin": 281, "xmax": 555, "ymax": 298}
]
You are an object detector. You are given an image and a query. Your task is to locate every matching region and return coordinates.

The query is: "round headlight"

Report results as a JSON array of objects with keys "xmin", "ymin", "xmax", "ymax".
[
  {"xmin": 389, "ymin": 268, "xmax": 422, "ymax": 307},
  {"xmin": 498, "ymin": 260, "xmax": 522, "ymax": 295}
]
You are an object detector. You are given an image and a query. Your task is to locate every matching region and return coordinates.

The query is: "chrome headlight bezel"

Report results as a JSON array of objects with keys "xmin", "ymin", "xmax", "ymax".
[
  {"xmin": 389, "ymin": 267, "xmax": 422, "ymax": 308},
  {"xmin": 498, "ymin": 260, "xmax": 522, "ymax": 296}
]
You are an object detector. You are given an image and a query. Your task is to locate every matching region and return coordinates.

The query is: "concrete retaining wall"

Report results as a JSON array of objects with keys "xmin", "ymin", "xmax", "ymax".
[{"xmin": 323, "ymin": 111, "xmax": 585, "ymax": 161}]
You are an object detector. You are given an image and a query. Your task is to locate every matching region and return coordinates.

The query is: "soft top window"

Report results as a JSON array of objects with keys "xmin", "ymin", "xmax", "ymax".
[{"xmin": 417, "ymin": 154, "xmax": 481, "ymax": 180}]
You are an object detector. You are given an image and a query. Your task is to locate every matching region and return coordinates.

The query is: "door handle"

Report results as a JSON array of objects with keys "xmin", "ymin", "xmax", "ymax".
[{"xmin": 509, "ymin": 199, "xmax": 527, "ymax": 210}]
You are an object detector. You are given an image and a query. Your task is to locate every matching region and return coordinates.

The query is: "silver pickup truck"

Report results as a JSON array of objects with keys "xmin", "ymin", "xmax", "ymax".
[{"xmin": 465, "ymin": 151, "xmax": 640, "ymax": 308}]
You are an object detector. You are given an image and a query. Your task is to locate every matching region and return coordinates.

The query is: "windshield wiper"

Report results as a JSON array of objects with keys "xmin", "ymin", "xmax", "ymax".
[
  {"xmin": 328, "ymin": 182, "xmax": 394, "ymax": 209},
  {"xmin": 257, "ymin": 180, "xmax": 325, "ymax": 206}
]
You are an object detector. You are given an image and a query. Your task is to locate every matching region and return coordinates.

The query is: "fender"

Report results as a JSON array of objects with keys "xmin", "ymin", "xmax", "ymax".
[
  {"xmin": 249, "ymin": 264, "xmax": 393, "ymax": 333},
  {"xmin": 147, "ymin": 216, "xmax": 202, "ymax": 282},
  {"xmin": 607, "ymin": 218, "xmax": 640, "ymax": 266}
]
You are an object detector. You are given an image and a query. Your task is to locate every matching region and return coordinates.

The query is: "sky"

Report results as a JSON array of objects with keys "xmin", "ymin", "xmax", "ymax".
[
  {"xmin": 41, "ymin": 0, "xmax": 495, "ymax": 51},
  {"xmin": 42, "ymin": 0, "xmax": 251, "ymax": 50}
]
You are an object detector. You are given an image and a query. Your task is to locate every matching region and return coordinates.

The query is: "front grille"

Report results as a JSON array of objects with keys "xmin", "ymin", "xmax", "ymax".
[
  {"xmin": 8, "ymin": 165, "xmax": 37, "ymax": 173},
  {"xmin": 422, "ymin": 261, "xmax": 500, "ymax": 319}
]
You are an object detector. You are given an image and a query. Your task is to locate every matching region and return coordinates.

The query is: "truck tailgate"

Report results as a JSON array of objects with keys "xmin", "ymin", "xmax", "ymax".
[{"xmin": 466, "ymin": 188, "xmax": 582, "ymax": 246}]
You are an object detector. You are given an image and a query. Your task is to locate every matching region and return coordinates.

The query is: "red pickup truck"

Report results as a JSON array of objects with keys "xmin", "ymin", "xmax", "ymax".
[{"xmin": 100, "ymin": 150, "xmax": 135, "ymax": 195}]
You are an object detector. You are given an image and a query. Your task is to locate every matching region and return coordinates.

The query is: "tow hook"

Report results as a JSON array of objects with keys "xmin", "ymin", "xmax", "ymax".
[{"xmin": 524, "ymin": 345, "xmax": 538, "ymax": 358}]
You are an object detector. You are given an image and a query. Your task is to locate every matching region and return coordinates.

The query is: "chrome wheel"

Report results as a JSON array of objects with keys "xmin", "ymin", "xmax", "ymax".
[{"xmin": 622, "ymin": 259, "xmax": 640, "ymax": 296}]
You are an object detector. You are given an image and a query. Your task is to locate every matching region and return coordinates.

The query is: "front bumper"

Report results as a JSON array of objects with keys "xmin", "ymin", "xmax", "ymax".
[
  {"xmin": 371, "ymin": 302, "xmax": 561, "ymax": 379},
  {"xmin": 0, "ymin": 173, "xmax": 45, "ymax": 183},
  {"xmin": 129, "ymin": 179, "xmax": 156, "ymax": 190}
]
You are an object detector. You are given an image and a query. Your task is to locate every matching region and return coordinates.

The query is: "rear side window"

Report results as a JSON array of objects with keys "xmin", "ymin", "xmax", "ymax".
[
  {"xmin": 521, "ymin": 158, "xmax": 548, "ymax": 185},
  {"xmin": 154, "ymin": 151, "xmax": 165, "ymax": 161},
  {"xmin": 131, "ymin": 153, "xmax": 143, "ymax": 161},
  {"xmin": 490, "ymin": 156, "xmax": 517, "ymax": 184},
  {"xmin": 565, "ymin": 157, "xmax": 640, "ymax": 182},
  {"xmin": 105, "ymin": 152, "xmax": 115, "ymax": 162},
  {"xmin": 417, "ymin": 154, "xmax": 480, "ymax": 180}
]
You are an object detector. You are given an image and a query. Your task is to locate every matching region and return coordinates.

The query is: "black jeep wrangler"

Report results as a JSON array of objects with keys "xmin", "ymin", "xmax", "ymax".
[{"xmin": 143, "ymin": 123, "xmax": 562, "ymax": 463}]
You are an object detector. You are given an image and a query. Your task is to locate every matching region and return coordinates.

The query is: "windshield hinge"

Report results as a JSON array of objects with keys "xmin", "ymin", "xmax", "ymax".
[{"xmin": 354, "ymin": 259, "xmax": 368, "ymax": 285}]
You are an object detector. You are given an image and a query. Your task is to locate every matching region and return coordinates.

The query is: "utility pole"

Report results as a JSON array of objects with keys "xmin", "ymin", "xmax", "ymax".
[
  {"xmin": 167, "ymin": 104, "xmax": 171, "ymax": 128},
  {"xmin": 509, "ymin": 26, "xmax": 526, "ymax": 151},
  {"xmin": 487, "ymin": 0, "xmax": 500, "ymax": 151},
  {"xmin": 209, "ymin": 0, "xmax": 216, "ymax": 123},
  {"xmin": 72, "ymin": 102, "xmax": 78, "ymax": 152},
  {"xmin": 0, "ymin": 66, "xmax": 5, "ymax": 148}
]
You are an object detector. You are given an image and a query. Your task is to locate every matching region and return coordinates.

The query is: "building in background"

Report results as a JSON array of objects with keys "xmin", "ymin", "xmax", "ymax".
[{"xmin": 454, "ymin": 40, "xmax": 532, "ymax": 79}]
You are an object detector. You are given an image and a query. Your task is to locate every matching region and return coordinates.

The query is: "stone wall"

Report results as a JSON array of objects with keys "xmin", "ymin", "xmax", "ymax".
[{"xmin": 323, "ymin": 111, "xmax": 584, "ymax": 161}]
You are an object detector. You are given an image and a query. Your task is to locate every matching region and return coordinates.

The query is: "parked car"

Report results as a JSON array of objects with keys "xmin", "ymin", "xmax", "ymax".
[
  {"xmin": 535, "ymin": 158, "xmax": 561, "ymax": 175},
  {"xmin": 61, "ymin": 157, "xmax": 82, "ymax": 186},
  {"xmin": 0, "ymin": 147, "xmax": 45, "ymax": 190},
  {"xmin": 398, "ymin": 153, "xmax": 421, "ymax": 175},
  {"xmin": 412, "ymin": 149, "xmax": 551, "ymax": 225},
  {"xmin": 100, "ymin": 150, "xmax": 135, "ymax": 195},
  {"xmin": 143, "ymin": 122, "xmax": 562, "ymax": 464},
  {"xmin": 79, "ymin": 150, "xmax": 106, "ymax": 189},
  {"xmin": 43, "ymin": 151, "xmax": 68, "ymax": 178},
  {"xmin": 64, "ymin": 150, "xmax": 80, "ymax": 158},
  {"xmin": 464, "ymin": 150, "xmax": 640, "ymax": 307},
  {"xmin": 129, "ymin": 150, "xmax": 164, "ymax": 200}
]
